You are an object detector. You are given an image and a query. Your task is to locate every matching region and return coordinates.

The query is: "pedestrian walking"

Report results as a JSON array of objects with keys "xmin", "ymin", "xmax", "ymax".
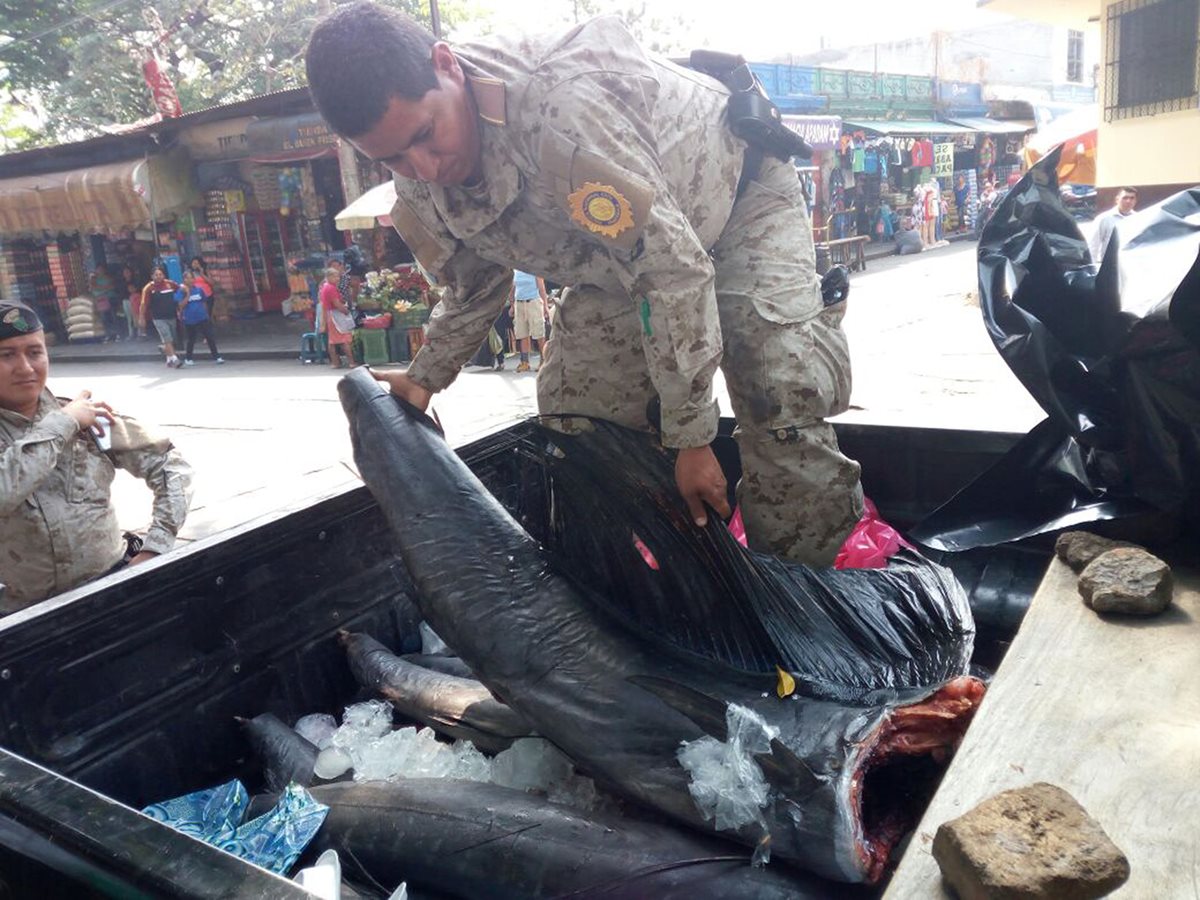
[
  {"xmin": 177, "ymin": 272, "xmax": 224, "ymax": 366},
  {"xmin": 320, "ymin": 268, "xmax": 356, "ymax": 368},
  {"xmin": 141, "ymin": 267, "xmax": 183, "ymax": 368}
]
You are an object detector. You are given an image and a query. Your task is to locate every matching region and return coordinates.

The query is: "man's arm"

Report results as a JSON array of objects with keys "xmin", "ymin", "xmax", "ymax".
[
  {"xmin": 0, "ymin": 411, "xmax": 78, "ymax": 515},
  {"xmin": 388, "ymin": 199, "xmax": 514, "ymax": 395},
  {"xmin": 0, "ymin": 392, "xmax": 114, "ymax": 515},
  {"xmin": 110, "ymin": 418, "xmax": 193, "ymax": 557},
  {"xmin": 1089, "ymin": 213, "xmax": 1112, "ymax": 262}
]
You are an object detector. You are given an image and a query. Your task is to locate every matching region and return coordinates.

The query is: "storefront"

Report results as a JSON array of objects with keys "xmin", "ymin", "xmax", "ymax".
[
  {"xmin": 180, "ymin": 113, "xmax": 350, "ymax": 315},
  {"xmin": 0, "ymin": 150, "xmax": 196, "ymax": 340},
  {"xmin": 830, "ymin": 118, "xmax": 1031, "ymax": 242},
  {"xmin": 781, "ymin": 115, "xmax": 843, "ymax": 239}
]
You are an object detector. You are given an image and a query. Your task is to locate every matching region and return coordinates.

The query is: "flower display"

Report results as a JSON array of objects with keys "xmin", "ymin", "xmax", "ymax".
[{"xmin": 362, "ymin": 266, "xmax": 430, "ymax": 316}]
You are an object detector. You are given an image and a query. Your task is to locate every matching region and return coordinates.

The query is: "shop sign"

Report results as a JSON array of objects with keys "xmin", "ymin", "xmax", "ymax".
[
  {"xmin": 223, "ymin": 190, "xmax": 246, "ymax": 213},
  {"xmin": 938, "ymin": 80, "xmax": 983, "ymax": 107},
  {"xmin": 933, "ymin": 142, "xmax": 954, "ymax": 176},
  {"xmin": 781, "ymin": 115, "xmax": 843, "ymax": 151},
  {"xmin": 246, "ymin": 114, "xmax": 338, "ymax": 156}
]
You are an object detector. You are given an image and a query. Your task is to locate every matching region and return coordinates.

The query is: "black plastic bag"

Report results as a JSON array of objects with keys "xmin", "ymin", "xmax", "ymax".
[{"xmin": 914, "ymin": 148, "xmax": 1200, "ymax": 550}]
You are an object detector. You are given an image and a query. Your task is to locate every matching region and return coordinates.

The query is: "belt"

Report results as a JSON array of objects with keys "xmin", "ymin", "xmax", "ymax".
[{"xmin": 736, "ymin": 145, "xmax": 764, "ymax": 199}]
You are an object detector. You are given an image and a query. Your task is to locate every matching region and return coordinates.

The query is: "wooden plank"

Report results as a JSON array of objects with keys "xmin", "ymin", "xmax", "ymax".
[{"xmin": 886, "ymin": 558, "xmax": 1200, "ymax": 899}]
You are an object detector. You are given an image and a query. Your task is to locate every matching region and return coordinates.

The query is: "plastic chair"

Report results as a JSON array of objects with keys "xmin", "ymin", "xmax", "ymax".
[{"xmin": 299, "ymin": 332, "xmax": 326, "ymax": 364}]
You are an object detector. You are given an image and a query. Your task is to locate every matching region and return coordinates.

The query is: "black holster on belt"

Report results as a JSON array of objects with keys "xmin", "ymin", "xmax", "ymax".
[{"xmin": 689, "ymin": 49, "xmax": 813, "ymax": 165}]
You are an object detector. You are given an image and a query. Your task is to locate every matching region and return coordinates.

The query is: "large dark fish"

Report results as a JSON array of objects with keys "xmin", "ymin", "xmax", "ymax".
[
  {"xmin": 300, "ymin": 780, "xmax": 868, "ymax": 899},
  {"xmin": 338, "ymin": 370, "xmax": 983, "ymax": 883},
  {"xmin": 341, "ymin": 630, "xmax": 533, "ymax": 753},
  {"xmin": 237, "ymin": 712, "xmax": 318, "ymax": 791}
]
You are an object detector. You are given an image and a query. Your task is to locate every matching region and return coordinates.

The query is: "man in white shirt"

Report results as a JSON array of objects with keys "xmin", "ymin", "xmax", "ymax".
[{"xmin": 1088, "ymin": 186, "xmax": 1137, "ymax": 264}]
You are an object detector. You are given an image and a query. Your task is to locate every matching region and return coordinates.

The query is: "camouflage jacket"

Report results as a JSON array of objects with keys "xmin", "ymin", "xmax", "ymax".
[
  {"xmin": 0, "ymin": 390, "xmax": 193, "ymax": 613},
  {"xmin": 395, "ymin": 16, "xmax": 745, "ymax": 448}
]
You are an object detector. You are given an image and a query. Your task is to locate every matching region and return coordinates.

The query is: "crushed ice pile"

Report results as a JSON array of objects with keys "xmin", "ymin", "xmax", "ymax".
[
  {"xmin": 677, "ymin": 703, "xmax": 777, "ymax": 832},
  {"xmin": 303, "ymin": 700, "xmax": 602, "ymax": 811}
]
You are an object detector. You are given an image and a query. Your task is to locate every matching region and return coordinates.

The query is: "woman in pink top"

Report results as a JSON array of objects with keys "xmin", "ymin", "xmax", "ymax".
[{"xmin": 319, "ymin": 268, "xmax": 355, "ymax": 368}]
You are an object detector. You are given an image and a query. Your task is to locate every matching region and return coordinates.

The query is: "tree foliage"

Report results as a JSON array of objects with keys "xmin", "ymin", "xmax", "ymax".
[{"xmin": 0, "ymin": 0, "xmax": 479, "ymax": 149}]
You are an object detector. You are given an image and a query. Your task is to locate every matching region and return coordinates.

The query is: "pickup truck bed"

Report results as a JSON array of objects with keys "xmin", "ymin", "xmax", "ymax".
[{"xmin": 0, "ymin": 418, "xmax": 1046, "ymax": 896}]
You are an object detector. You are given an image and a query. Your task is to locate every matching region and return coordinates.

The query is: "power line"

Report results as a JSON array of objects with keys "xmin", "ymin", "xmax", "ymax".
[{"xmin": 0, "ymin": 0, "xmax": 141, "ymax": 56}]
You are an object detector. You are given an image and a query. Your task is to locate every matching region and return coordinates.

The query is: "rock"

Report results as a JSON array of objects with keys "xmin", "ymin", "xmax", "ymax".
[
  {"xmin": 1054, "ymin": 531, "xmax": 1134, "ymax": 573},
  {"xmin": 932, "ymin": 782, "xmax": 1130, "ymax": 900},
  {"xmin": 1078, "ymin": 547, "xmax": 1172, "ymax": 616}
]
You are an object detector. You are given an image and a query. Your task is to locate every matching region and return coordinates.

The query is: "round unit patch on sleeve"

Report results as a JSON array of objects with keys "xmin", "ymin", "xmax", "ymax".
[{"xmin": 568, "ymin": 181, "xmax": 636, "ymax": 239}]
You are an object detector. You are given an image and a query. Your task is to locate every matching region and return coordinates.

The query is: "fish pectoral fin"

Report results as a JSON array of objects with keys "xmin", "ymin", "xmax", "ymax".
[
  {"xmin": 627, "ymin": 675, "xmax": 731, "ymax": 740},
  {"xmin": 760, "ymin": 737, "xmax": 824, "ymax": 799}
]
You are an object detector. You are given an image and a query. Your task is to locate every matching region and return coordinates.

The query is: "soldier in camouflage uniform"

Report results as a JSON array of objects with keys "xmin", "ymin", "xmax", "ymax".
[
  {"xmin": 0, "ymin": 302, "xmax": 193, "ymax": 612},
  {"xmin": 306, "ymin": 3, "xmax": 863, "ymax": 565}
]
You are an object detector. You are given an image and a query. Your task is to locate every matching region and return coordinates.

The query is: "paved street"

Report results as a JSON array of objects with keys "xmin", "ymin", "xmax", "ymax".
[{"xmin": 45, "ymin": 240, "xmax": 1044, "ymax": 547}]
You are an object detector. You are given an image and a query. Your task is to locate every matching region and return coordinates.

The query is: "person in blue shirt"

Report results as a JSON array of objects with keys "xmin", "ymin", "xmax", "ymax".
[
  {"xmin": 510, "ymin": 269, "xmax": 547, "ymax": 373},
  {"xmin": 176, "ymin": 272, "xmax": 224, "ymax": 367}
]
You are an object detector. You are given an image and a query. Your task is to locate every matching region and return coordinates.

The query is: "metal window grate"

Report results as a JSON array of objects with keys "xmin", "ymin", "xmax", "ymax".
[{"xmin": 1104, "ymin": 0, "xmax": 1200, "ymax": 122}]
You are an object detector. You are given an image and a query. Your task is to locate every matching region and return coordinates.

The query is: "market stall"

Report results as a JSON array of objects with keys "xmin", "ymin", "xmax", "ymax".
[{"xmin": 0, "ymin": 150, "xmax": 196, "ymax": 341}]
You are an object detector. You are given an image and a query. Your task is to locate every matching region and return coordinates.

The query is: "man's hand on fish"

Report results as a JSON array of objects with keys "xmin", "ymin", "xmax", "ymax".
[
  {"xmin": 674, "ymin": 445, "xmax": 731, "ymax": 527},
  {"xmin": 370, "ymin": 369, "xmax": 433, "ymax": 412}
]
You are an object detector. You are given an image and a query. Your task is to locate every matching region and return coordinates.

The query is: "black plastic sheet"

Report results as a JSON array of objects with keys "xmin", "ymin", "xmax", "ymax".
[
  {"xmin": 513, "ymin": 420, "xmax": 974, "ymax": 704},
  {"xmin": 914, "ymin": 148, "xmax": 1200, "ymax": 550}
]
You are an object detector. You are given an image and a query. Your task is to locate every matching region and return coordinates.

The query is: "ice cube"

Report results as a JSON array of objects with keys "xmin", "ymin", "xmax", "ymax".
[
  {"xmin": 294, "ymin": 713, "xmax": 338, "ymax": 750},
  {"xmin": 313, "ymin": 746, "xmax": 352, "ymax": 780}
]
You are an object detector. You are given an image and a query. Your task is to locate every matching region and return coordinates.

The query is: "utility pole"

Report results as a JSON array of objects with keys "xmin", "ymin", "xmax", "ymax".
[{"xmin": 430, "ymin": 0, "xmax": 442, "ymax": 38}]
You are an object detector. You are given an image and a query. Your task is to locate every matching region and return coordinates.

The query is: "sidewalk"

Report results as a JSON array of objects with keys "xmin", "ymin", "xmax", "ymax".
[{"xmin": 48, "ymin": 313, "xmax": 311, "ymax": 364}]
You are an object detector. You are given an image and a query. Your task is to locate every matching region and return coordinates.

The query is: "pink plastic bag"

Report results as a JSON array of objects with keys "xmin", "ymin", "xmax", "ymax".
[
  {"xmin": 633, "ymin": 499, "xmax": 907, "ymax": 571},
  {"xmin": 833, "ymin": 497, "xmax": 913, "ymax": 570}
]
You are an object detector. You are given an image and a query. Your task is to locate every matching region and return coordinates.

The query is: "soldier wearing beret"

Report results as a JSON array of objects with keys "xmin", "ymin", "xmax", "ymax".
[
  {"xmin": 305, "ymin": 4, "xmax": 863, "ymax": 565},
  {"xmin": 0, "ymin": 303, "xmax": 193, "ymax": 612}
]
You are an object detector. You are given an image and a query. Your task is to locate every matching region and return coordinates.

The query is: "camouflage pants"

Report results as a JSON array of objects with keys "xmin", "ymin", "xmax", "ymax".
[{"xmin": 539, "ymin": 157, "xmax": 863, "ymax": 566}]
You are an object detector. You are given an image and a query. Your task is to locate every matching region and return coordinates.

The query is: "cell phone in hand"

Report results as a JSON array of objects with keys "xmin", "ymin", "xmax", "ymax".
[{"xmin": 91, "ymin": 426, "xmax": 112, "ymax": 452}]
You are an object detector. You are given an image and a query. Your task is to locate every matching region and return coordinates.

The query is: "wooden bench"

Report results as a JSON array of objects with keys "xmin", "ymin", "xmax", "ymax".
[{"xmin": 823, "ymin": 235, "xmax": 870, "ymax": 272}]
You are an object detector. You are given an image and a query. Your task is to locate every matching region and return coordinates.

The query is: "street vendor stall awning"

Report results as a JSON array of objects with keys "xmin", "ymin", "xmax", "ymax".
[
  {"xmin": 0, "ymin": 149, "xmax": 195, "ymax": 234},
  {"xmin": 335, "ymin": 180, "xmax": 397, "ymax": 231},
  {"xmin": 945, "ymin": 117, "xmax": 1036, "ymax": 134},
  {"xmin": 842, "ymin": 119, "xmax": 977, "ymax": 135}
]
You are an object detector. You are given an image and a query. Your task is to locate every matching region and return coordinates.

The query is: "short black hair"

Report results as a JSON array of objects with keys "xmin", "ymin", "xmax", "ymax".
[
  {"xmin": 305, "ymin": 2, "xmax": 439, "ymax": 138},
  {"xmin": 1119, "ymin": 186, "xmax": 1138, "ymax": 195}
]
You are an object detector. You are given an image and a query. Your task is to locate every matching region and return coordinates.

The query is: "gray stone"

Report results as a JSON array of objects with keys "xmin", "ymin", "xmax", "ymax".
[
  {"xmin": 1054, "ymin": 531, "xmax": 1134, "ymax": 573},
  {"xmin": 932, "ymin": 782, "xmax": 1130, "ymax": 900},
  {"xmin": 1078, "ymin": 547, "xmax": 1172, "ymax": 616}
]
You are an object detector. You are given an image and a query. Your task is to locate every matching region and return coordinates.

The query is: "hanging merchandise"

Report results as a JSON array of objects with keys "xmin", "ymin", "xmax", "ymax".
[
  {"xmin": 910, "ymin": 139, "xmax": 933, "ymax": 168},
  {"xmin": 914, "ymin": 148, "xmax": 1200, "ymax": 549},
  {"xmin": 978, "ymin": 135, "xmax": 996, "ymax": 175},
  {"xmin": 278, "ymin": 168, "xmax": 303, "ymax": 216}
]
